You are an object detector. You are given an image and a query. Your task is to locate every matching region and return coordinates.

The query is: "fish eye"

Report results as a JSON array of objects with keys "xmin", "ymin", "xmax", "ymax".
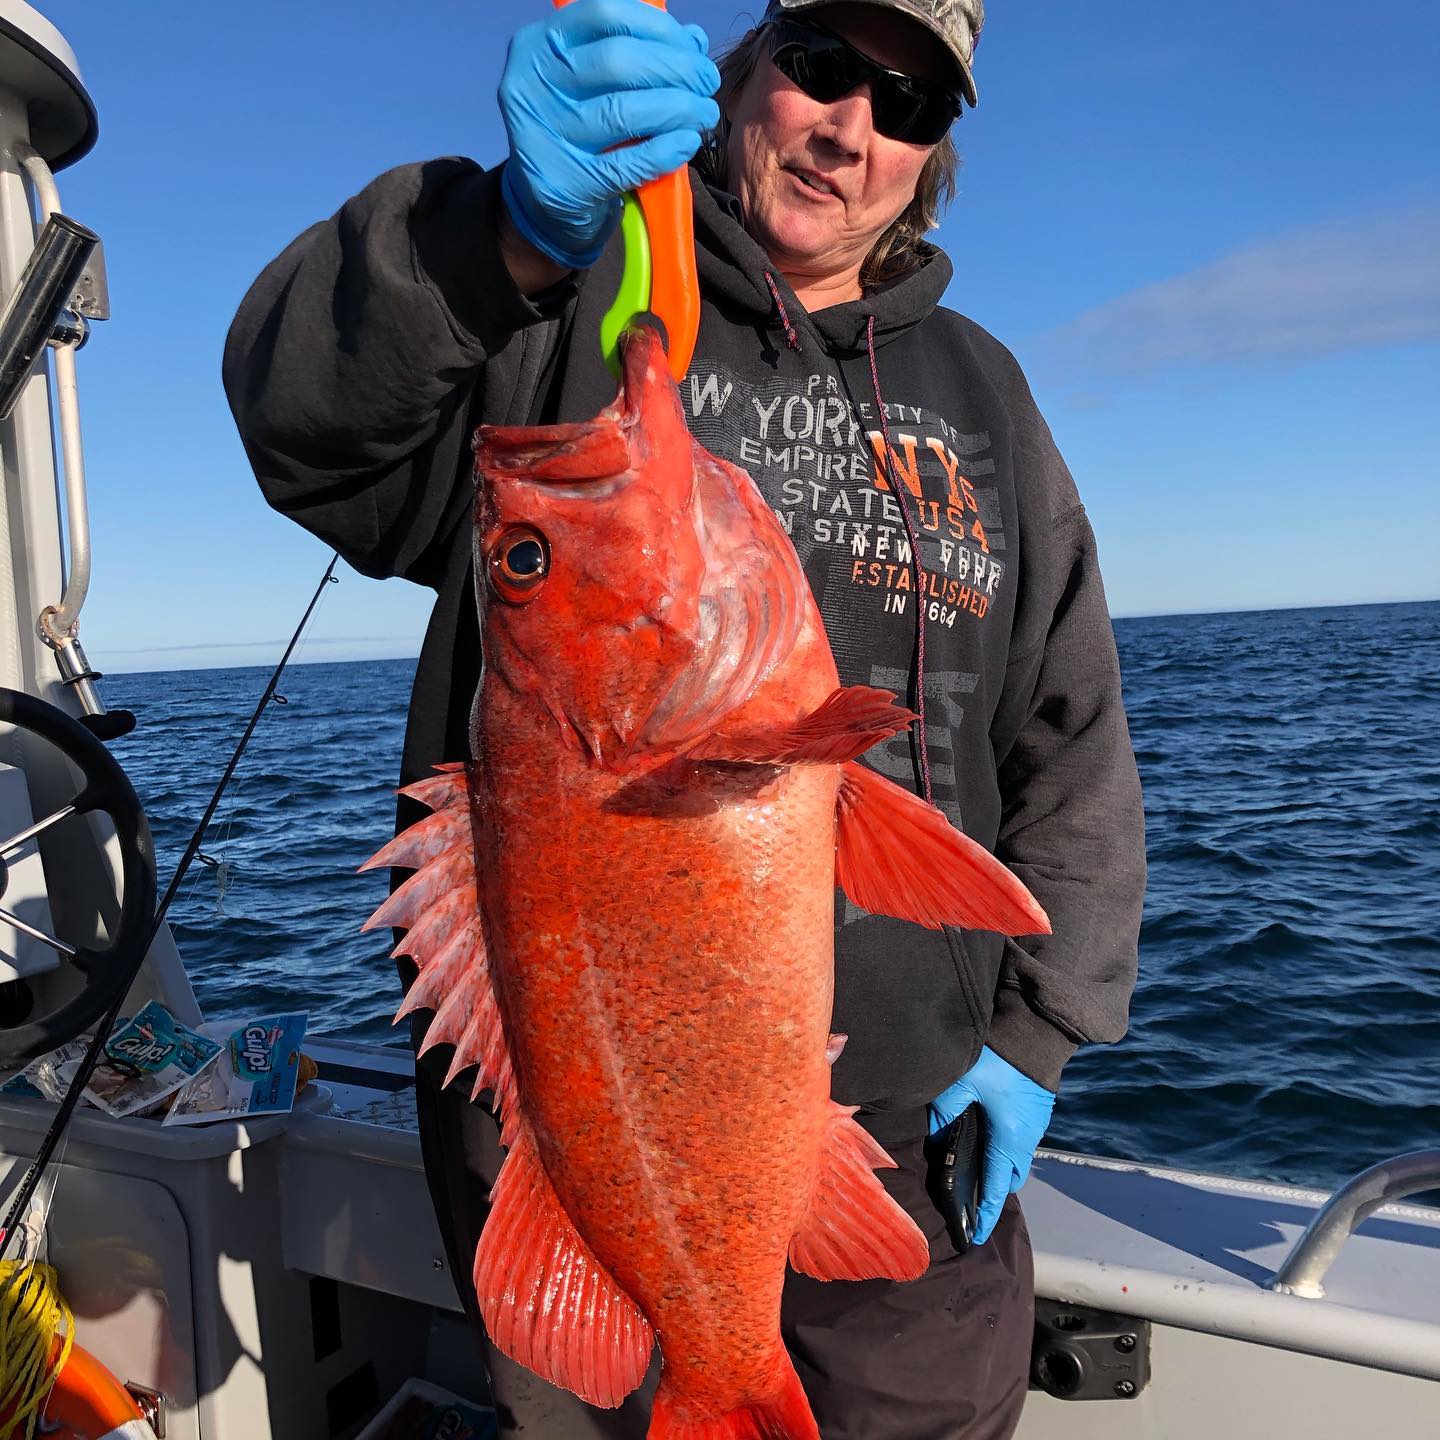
[
  {"xmin": 487, "ymin": 526, "xmax": 550, "ymax": 603},
  {"xmin": 505, "ymin": 539, "xmax": 545, "ymax": 577}
]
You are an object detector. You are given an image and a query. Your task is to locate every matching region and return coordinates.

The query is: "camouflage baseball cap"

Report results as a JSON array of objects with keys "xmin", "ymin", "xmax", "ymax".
[{"xmin": 765, "ymin": 0, "xmax": 984, "ymax": 108}]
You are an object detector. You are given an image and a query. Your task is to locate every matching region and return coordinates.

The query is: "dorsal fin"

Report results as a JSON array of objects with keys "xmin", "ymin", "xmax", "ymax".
[{"xmin": 362, "ymin": 764, "xmax": 516, "ymax": 1127}]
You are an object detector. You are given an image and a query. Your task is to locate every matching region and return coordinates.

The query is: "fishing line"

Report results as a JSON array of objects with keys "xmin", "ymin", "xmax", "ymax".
[
  {"xmin": 286, "ymin": 565, "xmax": 336, "ymax": 672},
  {"xmin": 194, "ymin": 566, "xmax": 336, "ymax": 917},
  {"xmin": 0, "ymin": 553, "xmax": 342, "ymax": 1259},
  {"xmin": 194, "ymin": 769, "xmax": 244, "ymax": 916}
]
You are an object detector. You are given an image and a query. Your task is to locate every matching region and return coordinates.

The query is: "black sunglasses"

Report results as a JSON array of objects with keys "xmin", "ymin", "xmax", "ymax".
[{"xmin": 766, "ymin": 17, "xmax": 961, "ymax": 146}]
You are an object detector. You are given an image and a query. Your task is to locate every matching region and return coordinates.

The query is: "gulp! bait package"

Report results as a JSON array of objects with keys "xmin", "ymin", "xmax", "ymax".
[
  {"xmin": 164, "ymin": 1013, "xmax": 309, "ymax": 1126},
  {"xmin": 85, "ymin": 1001, "xmax": 224, "ymax": 1119}
]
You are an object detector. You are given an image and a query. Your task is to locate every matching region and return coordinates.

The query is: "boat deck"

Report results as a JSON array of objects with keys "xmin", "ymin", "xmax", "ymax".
[{"xmin": 305, "ymin": 1035, "xmax": 1440, "ymax": 1385}]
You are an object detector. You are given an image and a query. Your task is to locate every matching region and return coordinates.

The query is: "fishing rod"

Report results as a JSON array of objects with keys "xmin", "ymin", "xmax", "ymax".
[{"xmin": 0, "ymin": 553, "xmax": 341, "ymax": 1256}]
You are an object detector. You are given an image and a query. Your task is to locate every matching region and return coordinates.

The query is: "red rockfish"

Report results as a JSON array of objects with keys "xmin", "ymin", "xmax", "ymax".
[{"xmin": 363, "ymin": 325, "xmax": 1049, "ymax": 1439}]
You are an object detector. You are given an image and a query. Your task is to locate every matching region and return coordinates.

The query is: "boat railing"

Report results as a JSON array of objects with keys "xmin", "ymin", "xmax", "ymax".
[
  {"xmin": 12, "ymin": 142, "xmax": 97, "ymax": 638},
  {"xmin": 1269, "ymin": 1148, "xmax": 1440, "ymax": 1299},
  {"xmin": 0, "ymin": 140, "xmax": 129, "ymax": 738}
]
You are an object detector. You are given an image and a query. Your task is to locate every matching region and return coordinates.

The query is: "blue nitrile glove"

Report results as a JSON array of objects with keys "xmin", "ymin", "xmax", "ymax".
[
  {"xmin": 498, "ymin": 0, "xmax": 721, "ymax": 270},
  {"xmin": 929, "ymin": 1046, "xmax": 1056, "ymax": 1246}
]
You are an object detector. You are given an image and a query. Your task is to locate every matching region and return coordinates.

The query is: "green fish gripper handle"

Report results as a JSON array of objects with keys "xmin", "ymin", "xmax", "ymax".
[{"xmin": 600, "ymin": 193, "xmax": 653, "ymax": 378}]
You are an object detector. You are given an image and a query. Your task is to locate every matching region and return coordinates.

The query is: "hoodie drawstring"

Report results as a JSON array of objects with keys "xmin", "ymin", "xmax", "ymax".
[
  {"xmin": 866, "ymin": 313, "xmax": 933, "ymax": 806},
  {"xmin": 763, "ymin": 271, "xmax": 802, "ymax": 352},
  {"xmin": 754, "ymin": 282, "xmax": 931, "ymax": 804}
]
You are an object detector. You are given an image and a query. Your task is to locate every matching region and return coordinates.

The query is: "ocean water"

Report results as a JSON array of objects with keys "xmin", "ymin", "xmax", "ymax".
[{"xmin": 104, "ymin": 599, "xmax": 1440, "ymax": 1193}]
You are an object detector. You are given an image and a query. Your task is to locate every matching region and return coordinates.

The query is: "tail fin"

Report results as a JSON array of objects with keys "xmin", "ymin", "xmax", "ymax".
[{"xmin": 648, "ymin": 1359, "xmax": 819, "ymax": 1440}]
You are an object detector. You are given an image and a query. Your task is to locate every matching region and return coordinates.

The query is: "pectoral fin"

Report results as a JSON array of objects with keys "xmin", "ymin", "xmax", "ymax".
[
  {"xmin": 689, "ymin": 686, "xmax": 917, "ymax": 765},
  {"xmin": 835, "ymin": 761, "xmax": 1051, "ymax": 936}
]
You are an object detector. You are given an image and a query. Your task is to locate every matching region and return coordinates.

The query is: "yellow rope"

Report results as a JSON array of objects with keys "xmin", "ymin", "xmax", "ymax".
[{"xmin": 0, "ymin": 1260, "xmax": 72, "ymax": 1440}]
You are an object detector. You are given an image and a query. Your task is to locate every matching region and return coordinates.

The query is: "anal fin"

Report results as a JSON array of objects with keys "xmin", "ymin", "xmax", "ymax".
[
  {"xmin": 789, "ymin": 1103, "xmax": 930, "ymax": 1284},
  {"xmin": 476, "ymin": 1125, "xmax": 655, "ymax": 1409},
  {"xmin": 836, "ymin": 761, "xmax": 1051, "ymax": 936},
  {"xmin": 687, "ymin": 686, "xmax": 916, "ymax": 765}
]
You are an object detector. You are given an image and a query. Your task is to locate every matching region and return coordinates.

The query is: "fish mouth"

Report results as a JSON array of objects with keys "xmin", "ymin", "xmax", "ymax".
[
  {"xmin": 476, "ymin": 326, "xmax": 680, "ymax": 497},
  {"xmin": 474, "ymin": 418, "xmax": 631, "ymax": 492}
]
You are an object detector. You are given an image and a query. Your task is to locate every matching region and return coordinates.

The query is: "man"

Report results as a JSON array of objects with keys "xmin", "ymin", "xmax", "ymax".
[{"xmin": 224, "ymin": 2, "xmax": 1144, "ymax": 1434}]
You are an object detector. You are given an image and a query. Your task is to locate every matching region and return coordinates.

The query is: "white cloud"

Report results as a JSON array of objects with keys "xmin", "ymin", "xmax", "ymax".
[{"xmin": 1044, "ymin": 205, "xmax": 1440, "ymax": 376}]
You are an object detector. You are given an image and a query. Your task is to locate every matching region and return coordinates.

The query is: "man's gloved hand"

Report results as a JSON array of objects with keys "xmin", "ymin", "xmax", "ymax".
[
  {"xmin": 498, "ymin": 0, "xmax": 721, "ymax": 271},
  {"xmin": 929, "ymin": 1046, "xmax": 1056, "ymax": 1246}
]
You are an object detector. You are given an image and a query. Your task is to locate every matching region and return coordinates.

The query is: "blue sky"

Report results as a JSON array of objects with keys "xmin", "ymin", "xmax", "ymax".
[{"xmin": 36, "ymin": 0, "xmax": 1440, "ymax": 671}]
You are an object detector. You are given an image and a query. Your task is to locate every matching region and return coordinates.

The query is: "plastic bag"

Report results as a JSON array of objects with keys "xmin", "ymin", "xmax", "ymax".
[
  {"xmin": 83, "ymin": 1001, "xmax": 223, "ymax": 1118},
  {"xmin": 0, "ymin": 1039, "xmax": 90, "ymax": 1102},
  {"xmin": 164, "ymin": 1013, "xmax": 308, "ymax": 1126}
]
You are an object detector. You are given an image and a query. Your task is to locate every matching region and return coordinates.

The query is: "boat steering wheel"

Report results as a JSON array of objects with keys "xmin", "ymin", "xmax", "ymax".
[{"xmin": 0, "ymin": 688, "xmax": 155, "ymax": 1069}]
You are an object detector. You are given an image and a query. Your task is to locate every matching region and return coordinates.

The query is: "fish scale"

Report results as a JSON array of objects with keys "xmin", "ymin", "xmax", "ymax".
[
  {"xmin": 365, "ymin": 324, "xmax": 1050, "ymax": 1439},
  {"xmin": 477, "ymin": 755, "xmax": 837, "ymax": 1404}
]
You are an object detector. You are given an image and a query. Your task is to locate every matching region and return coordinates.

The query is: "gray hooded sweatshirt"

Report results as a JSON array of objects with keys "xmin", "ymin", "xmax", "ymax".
[{"xmin": 223, "ymin": 158, "xmax": 1145, "ymax": 1110}]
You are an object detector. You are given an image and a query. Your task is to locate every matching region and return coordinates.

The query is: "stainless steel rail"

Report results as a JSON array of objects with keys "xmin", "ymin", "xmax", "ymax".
[
  {"xmin": 1270, "ymin": 1149, "xmax": 1440, "ymax": 1299},
  {"xmin": 15, "ymin": 142, "xmax": 92, "ymax": 641}
]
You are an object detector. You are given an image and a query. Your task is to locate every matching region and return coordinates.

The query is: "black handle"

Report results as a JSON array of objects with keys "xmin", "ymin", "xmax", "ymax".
[{"xmin": 77, "ymin": 709, "xmax": 137, "ymax": 742}]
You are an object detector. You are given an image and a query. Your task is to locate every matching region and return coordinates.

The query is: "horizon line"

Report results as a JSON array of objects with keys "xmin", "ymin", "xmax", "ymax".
[{"xmin": 102, "ymin": 594, "xmax": 1438, "ymax": 677}]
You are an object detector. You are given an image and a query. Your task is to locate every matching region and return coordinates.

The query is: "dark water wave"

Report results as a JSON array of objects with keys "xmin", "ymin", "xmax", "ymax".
[
  {"xmin": 106, "ymin": 600, "xmax": 1440, "ymax": 1192},
  {"xmin": 1058, "ymin": 599, "xmax": 1440, "ymax": 1191}
]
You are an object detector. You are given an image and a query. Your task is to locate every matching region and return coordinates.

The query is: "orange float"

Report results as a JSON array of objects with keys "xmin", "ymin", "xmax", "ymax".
[{"xmin": 0, "ymin": 1338, "xmax": 153, "ymax": 1440}]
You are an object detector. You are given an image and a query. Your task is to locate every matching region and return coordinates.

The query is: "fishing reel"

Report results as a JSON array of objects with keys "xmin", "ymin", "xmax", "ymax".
[{"xmin": 0, "ymin": 688, "xmax": 155, "ymax": 1068}]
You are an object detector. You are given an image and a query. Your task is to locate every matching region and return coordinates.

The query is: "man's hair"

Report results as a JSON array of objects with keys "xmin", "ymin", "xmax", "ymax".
[{"xmin": 695, "ymin": 22, "xmax": 959, "ymax": 289}]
